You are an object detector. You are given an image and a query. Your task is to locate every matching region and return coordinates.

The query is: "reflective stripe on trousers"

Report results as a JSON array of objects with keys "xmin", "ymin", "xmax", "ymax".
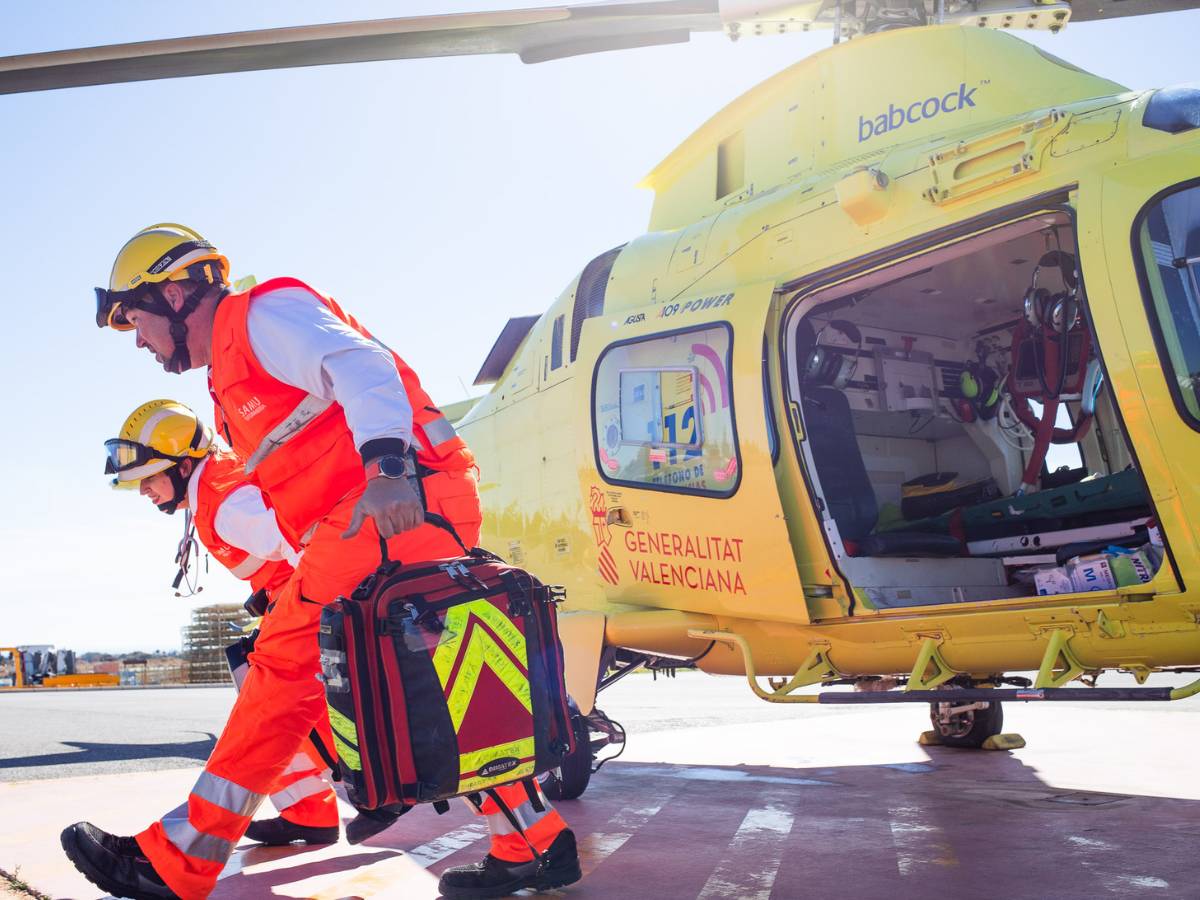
[
  {"xmin": 191, "ymin": 771, "xmax": 263, "ymax": 818},
  {"xmin": 161, "ymin": 816, "xmax": 235, "ymax": 866},
  {"xmin": 270, "ymin": 772, "xmax": 331, "ymax": 811},
  {"xmin": 475, "ymin": 781, "xmax": 568, "ymax": 863},
  {"xmin": 151, "ymin": 771, "xmax": 266, "ymax": 873},
  {"xmin": 485, "ymin": 798, "xmax": 553, "ymax": 836}
]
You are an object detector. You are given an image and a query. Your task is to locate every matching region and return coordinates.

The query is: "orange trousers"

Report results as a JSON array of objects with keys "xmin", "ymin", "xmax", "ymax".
[
  {"xmin": 227, "ymin": 647, "xmax": 339, "ymax": 829},
  {"xmin": 136, "ymin": 470, "xmax": 509, "ymax": 899},
  {"xmin": 477, "ymin": 781, "xmax": 569, "ymax": 862}
]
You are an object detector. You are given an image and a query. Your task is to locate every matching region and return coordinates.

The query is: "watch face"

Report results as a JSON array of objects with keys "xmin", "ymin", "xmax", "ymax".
[{"xmin": 379, "ymin": 455, "xmax": 407, "ymax": 478}]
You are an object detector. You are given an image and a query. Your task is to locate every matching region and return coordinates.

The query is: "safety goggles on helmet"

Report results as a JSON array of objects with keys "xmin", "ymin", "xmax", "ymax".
[
  {"xmin": 103, "ymin": 437, "xmax": 185, "ymax": 486},
  {"xmin": 95, "ymin": 287, "xmax": 138, "ymax": 331}
]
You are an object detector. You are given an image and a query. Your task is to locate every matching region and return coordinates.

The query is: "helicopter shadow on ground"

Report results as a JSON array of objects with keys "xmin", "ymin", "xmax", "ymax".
[
  {"xmin": 201, "ymin": 751, "xmax": 1200, "ymax": 900},
  {"xmin": 0, "ymin": 732, "xmax": 217, "ymax": 772},
  {"xmin": 500, "ymin": 753, "xmax": 1200, "ymax": 900}
]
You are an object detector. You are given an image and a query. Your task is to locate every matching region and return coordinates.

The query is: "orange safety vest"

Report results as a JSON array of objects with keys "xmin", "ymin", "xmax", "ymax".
[
  {"xmin": 208, "ymin": 277, "xmax": 473, "ymax": 544},
  {"xmin": 192, "ymin": 450, "xmax": 293, "ymax": 595}
]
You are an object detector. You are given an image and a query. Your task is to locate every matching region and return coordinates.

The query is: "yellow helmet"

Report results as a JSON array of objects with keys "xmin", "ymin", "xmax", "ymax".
[
  {"xmin": 98, "ymin": 224, "xmax": 229, "ymax": 332},
  {"xmin": 105, "ymin": 399, "xmax": 213, "ymax": 489}
]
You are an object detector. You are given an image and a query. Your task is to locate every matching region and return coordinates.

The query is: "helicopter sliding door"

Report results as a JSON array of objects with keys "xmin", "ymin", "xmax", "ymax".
[
  {"xmin": 781, "ymin": 207, "xmax": 1171, "ymax": 613},
  {"xmin": 577, "ymin": 281, "xmax": 808, "ymax": 626},
  {"xmin": 1092, "ymin": 158, "xmax": 1200, "ymax": 601}
]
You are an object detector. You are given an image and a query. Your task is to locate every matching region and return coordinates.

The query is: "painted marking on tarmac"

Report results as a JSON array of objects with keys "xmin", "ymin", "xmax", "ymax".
[
  {"xmin": 1065, "ymin": 832, "xmax": 1171, "ymax": 893},
  {"xmin": 883, "ymin": 762, "xmax": 936, "ymax": 774},
  {"xmin": 620, "ymin": 765, "xmax": 833, "ymax": 787},
  {"xmin": 696, "ymin": 804, "xmax": 794, "ymax": 900},
  {"xmin": 887, "ymin": 805, "xmax": 958, "ymax": 876},
  {"xmin": 1112, "ymin": 875, "xmax": 1170, "ymax": 890},
  {"xmin": 272, "ymin": 822, "xmax": 490, "ymax": 900},
  {"xmin": 406, "ymin": 821, "xmax": 490, "ymax": 867},
  {"xmin": 577, "ymin": 786, "xmax": 681, "ymax": 876}
]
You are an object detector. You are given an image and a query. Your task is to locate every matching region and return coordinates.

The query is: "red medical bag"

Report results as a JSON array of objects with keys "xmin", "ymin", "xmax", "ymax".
[{"xmin": 318, "ymin": 545, "xmax": 574, "ymax": 810}]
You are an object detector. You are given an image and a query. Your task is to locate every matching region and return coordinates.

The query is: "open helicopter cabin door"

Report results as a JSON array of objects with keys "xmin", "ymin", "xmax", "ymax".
[
  {"xmin": 576, "ymin": 281, "xmax": 807, "ymax": 627},
  {"xmin": 781, "ymin": 209, "xmax": 1176, "ymax": 613}
]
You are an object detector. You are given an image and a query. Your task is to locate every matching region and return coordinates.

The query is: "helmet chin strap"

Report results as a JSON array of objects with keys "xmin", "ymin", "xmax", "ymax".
[
  {"xmin": 156, "ymin": 465, "xmax": 190, "ymax": 515},
  {"xmin": 140, "ymin": 281, "xmax": 210, "ymax": 373}
]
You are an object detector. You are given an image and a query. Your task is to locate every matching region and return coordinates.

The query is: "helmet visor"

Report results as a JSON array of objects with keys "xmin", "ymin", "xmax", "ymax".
[
  {"xmin": 104, "ymin": 439, "xmax": 179, "ymax": 488},
  {"xmin": 95, "ymin": 287, "xmax": 136, "ymax": 332},
  {"xmin": 105, "ymin": 439, "xmax": 172, "ymax": 473}
]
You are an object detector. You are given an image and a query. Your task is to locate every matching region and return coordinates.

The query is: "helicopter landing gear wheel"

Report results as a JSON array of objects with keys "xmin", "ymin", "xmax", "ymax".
[
  {"xmin": 540, "ymin": 701, "xmax": 626, "ymax": 801},
  {"xmin": 928, "ymin": 698, "xmax": 1004, "ymax": 749},
  {"xmin": 542, "ymin": 711, "xmax": 593, "ymax": 801}
]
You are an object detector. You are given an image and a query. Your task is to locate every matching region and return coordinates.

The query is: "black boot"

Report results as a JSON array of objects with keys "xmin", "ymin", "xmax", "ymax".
[
  {"xmin": 60, "ymin": 822, "xmax": 179, "ymax": 900},
  {"xmin": 438, "ymin": 829, "xmax": 581, "ymax": 899},
  {"xmin": 245, "ymin": 816, "xmax": 339, "ymax": 846},
  {"xmin": 346, "ymin": 803, "xmax": 409, "ymax": 845}
]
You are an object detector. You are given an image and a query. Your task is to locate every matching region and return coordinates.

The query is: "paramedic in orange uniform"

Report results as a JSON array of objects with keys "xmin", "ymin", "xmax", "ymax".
[
  {"xmin": 64, "ymin": 224, "xmax": 579, "ymax": 900},
  {"xmin": 102, "ymin": 399, "xmax": 341, "ymax": 847}
]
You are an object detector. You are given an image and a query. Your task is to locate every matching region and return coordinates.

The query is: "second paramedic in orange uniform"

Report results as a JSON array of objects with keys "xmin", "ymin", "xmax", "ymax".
[
  {"xmin": 103, "ymin": 399, "xmax": 341, "ymax": 847},
  {"xmin": 64, "ymin": 225, "xmax": 580, "ymax": 900}
]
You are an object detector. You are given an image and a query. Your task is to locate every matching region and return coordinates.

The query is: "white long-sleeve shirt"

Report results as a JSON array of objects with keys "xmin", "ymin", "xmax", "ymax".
[
  {"xmin": 244, "ymin": 285, "xmax": 414, "ymax": 451},
  {"xmin": 187, "ymin": 458, "xmax": 301, "ymax": 566}
]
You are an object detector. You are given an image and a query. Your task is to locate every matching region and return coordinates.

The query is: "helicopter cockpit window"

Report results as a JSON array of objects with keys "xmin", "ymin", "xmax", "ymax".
[
  {"xmin": 1135, "ymin": 183, "xmax": 1200, "ymax": 427},
  {"xmin": 593, "ymin": 324, "xmax": 739, "ymax": 496}
]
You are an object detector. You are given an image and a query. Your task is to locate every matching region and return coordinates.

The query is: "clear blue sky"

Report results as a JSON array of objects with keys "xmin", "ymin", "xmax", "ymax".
[{"xmin": 1, "ymin": 2, "xmax": 1197, "ymax": 652}]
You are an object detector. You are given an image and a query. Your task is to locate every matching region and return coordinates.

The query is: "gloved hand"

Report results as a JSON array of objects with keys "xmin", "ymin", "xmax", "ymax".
[{"xmin": 343, "ymin": 475, "xmax": 424, "ymax": 540}]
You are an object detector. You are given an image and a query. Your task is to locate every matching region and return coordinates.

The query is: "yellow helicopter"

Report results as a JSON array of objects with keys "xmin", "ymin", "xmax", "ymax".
[{"xmin": 5, "ymin": 0, "xmax": 1200, "ymax": 799}]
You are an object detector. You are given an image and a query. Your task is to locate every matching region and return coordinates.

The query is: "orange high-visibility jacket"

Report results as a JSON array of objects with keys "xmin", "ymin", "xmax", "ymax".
[
  {"xmin": 192, "ymin": 450, "xmax": 292, "ymax": 595},
  {"xmin": 209, "ymin": 277, "xmax": 473, "ymax": 544}
]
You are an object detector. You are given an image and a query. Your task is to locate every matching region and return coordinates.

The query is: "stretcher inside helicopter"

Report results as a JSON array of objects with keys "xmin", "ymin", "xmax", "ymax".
[{"xmin": 785, "ymin": 210, "xmax": 1162, "ymax": 609}]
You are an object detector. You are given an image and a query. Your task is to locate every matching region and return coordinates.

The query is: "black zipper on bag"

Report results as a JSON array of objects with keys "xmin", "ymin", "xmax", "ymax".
[{"xmin": 344, "ymin": 601, "xmax": 390, "ymax": 805}]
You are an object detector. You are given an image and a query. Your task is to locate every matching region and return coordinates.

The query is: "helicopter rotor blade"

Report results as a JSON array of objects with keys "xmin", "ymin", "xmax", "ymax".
[
  {"xmin": 1066, "ymin": 0, "xmax": 1197, "ymax": 20},
  {"xmin": 0, "ymin": 0, "xmax": 723, "ymax": 95},
  {"xmin": 2, "ymin": 0, "xmax": 1198, "ymax": 96}
]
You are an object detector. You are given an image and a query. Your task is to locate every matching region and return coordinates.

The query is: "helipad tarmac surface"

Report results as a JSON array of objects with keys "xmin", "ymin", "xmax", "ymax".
[{"xmin": 3, "ymin": 673, "xmax": 1199, "ymax": 899}]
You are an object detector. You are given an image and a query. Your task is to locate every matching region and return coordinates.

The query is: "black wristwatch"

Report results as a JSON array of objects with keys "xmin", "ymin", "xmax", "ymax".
[{"xmin": 365, "ymin": 454, "xmax": 412, "ymax": 480}]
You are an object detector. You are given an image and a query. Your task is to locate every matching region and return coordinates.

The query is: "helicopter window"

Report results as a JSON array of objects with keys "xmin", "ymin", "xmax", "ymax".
[
  {"xmin": 1135, "ymin": 183, "xmax": 1200, "ymax": 427},
  {"xmin": 551, "ymin": 315, "xmax": 564, "ymax": 371},
  {"xmin": 593, "ymin": 324, "xmax": 739, "ymax": 496}
]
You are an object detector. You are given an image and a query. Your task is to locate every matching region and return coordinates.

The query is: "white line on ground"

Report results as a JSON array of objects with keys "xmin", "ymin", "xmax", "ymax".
[
  {"xmin": 576, "ymin": 786, "xmax": 682, "ymax": 876},
  {"xmin": 887, "ymin": 805, "xmax": 957, "ymax": 876},
  {"xmin": 696, "ymin": 804, "xmax": 795, "ymax": 900},
  {"xmin": 613, "ymin": 765, "xmax": 834, "ymax": 786}
]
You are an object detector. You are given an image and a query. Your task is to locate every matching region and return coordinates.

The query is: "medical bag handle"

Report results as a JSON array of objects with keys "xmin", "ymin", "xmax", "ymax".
[{"xmin": 378, "ymin": 512, "xmax": 471, "ymax": 565}]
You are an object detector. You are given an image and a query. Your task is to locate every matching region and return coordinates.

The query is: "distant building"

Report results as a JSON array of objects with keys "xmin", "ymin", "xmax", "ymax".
[{"xmin": 182, "ymin": 604, "xmax": 253, "ymax": 684}]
